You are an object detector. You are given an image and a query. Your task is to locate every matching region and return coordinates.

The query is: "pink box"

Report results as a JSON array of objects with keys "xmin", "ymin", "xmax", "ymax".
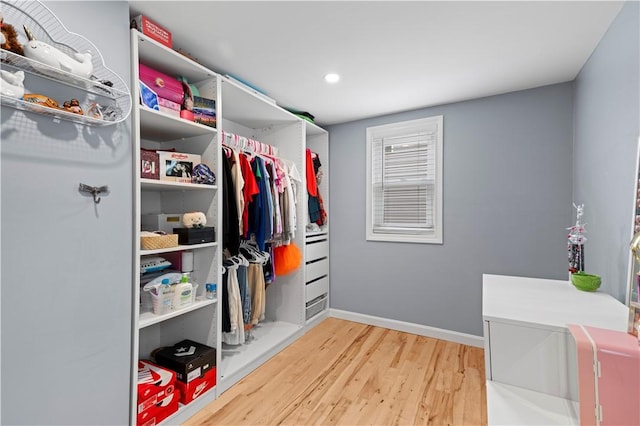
[
  {"xmin": 139, "ymin": 63, "xmax": 184, "ymax": 104},
  {"xmin": 569, "ymin": 324, "xmax": 640, "ymax": 425},
  {"xmin": 158, "ymin": 97, "xmax": 180, "ymax": 117}
]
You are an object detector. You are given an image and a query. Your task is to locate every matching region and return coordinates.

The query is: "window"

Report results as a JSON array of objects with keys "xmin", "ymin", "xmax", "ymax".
[{"xmin": 366, "ymin": 116, "xmax": 443, "ymax": 244}]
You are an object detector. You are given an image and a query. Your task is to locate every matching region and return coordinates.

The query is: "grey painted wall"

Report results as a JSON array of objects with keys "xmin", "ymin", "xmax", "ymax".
[
  {"xmin": 573, "ymin": 1, "xmax": 640, "ymax": 302},
  {"xmin": 1, "ymin": 2, "xmax": 132, "ymax": 424},
  {"xmin": 328, "ymin": 83, "xmax": 574, "ymax": 337}
]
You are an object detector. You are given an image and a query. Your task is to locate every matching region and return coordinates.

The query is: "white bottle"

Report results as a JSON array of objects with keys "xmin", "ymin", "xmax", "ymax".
[
  {"xmin": 154, "ymin": 278, "xmax": 173, "ymax": 315},
  {"xmin": 172, "ymin": 274, "xmax": 193, "ymax": 309}
]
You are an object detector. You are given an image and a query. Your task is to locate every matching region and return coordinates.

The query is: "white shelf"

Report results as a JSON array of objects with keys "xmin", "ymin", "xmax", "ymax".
[
  {"xmin": 139, "ymin": 298, "xmax": 217, "ymax": 329},
  {"xmin": 486, "ymin": 381, "xmax": 579, "ymax": 425},
  {"xmin": 305, "ymin": 121, "xmax": 327, "ymax": 136},
  {"xmin": 140, "ymin": 242, "xmax": 218, "ymax": 256},
  {"xmin": 131, "ymin": 28, "xmax": 222, "ymax": 426},
  {"xmin": 218, "ymin": 321, "xmax": 303, "ymax": 392},
  {"xmin": 141, "ymin": 179, "xmax": 217, "ymax": 191},
  {"xmin": 134, "ymin": 30, "xmax": 216, "ymax": 84},
  {"xmin": 1, "ymin": 49, "xmax": 131, "ymax": 126},
  {"xmin": 139, "ymin": 106, "xmax": 217, "ymax": 141},
  {"xmin": 221, "ymin": 77, "xmax": 299, "ymax": 128}
]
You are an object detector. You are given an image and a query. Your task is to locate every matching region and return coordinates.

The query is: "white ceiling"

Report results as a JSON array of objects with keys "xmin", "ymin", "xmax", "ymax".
[{"xmin": 128, "ymin": 1, "xmax": 624, "ymax": 126}]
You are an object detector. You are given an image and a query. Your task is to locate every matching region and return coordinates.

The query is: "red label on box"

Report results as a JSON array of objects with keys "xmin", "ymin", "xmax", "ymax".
[
  {"xmin": 175, "ymin": 367, "xmax": 216, "ymax": 405},
  {"xmin": 133, "ymin": 15, "xmax": 172, "ymax": 48}
]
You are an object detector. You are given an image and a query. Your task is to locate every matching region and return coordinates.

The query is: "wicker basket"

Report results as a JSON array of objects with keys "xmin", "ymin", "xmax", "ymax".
[{"xmin": 140, "ymin": 233, "xmax": 178, "ymax": 250}]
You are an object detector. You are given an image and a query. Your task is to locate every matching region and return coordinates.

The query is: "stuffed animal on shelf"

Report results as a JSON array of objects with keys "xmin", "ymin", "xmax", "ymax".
[
  {"xmin": 0, "ymin": 70, "xmax": 25, "ymax": 98},
  {"xmin": 0, "ymin": 12, "xmax": 25, "ymax": 56},
  {"xmin": 182, "ymin": 212, "xmax": 207, "ymax": 229},
  {"xmin": 23, "ymin": 25, "xmax": 93, "ymax": 79}
]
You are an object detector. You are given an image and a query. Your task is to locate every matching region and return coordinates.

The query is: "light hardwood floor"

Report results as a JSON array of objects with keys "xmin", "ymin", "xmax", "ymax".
[{"xmin": 185, "ymin": 317, "xmax": 487, "ymax": 425}]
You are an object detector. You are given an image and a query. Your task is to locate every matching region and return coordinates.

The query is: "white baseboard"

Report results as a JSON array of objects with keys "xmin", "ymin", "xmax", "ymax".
[{"xmin": 329, "ymin": 309, "xmax": 484, "ymax": 348}]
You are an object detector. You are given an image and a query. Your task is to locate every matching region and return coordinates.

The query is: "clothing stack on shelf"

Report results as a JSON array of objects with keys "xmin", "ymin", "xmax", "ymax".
[
  {"xmin": 221, "ymin": 131, "xmax": 302, "ymax": 345},
  {"xmin": 306, "ymin": 148, "xmax": 327, "ymax": 231}
]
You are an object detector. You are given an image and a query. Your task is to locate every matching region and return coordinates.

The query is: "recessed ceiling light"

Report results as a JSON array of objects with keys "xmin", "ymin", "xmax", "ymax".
[{"xmin": 324, "ymin": 73, "xmax": 340, "ymax": 83}]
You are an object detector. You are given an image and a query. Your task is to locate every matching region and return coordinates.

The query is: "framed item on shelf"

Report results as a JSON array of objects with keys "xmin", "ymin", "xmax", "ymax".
[
  {"xmin": 158, "ymin": 151, "xmax": 201, "ymax": 183},
  {"xmin": 140, "ymin": 149, "xmax": 159, "ymax": 180}
]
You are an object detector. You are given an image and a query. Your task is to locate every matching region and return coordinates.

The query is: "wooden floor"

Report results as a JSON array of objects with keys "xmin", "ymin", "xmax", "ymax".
[{"xmin": 185, "ymin": 317, "xmax": 487, "ymax": 425}]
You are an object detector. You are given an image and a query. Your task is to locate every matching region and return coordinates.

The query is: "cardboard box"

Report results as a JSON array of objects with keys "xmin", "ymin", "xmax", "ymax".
[
  {"xmin": 175, "ymin": 367, "xmax": 216, "ymax": 405},
  {"xmin": 137, "ymin": 360, "xmax": 176, "ymax": 415},
  {"xmin": 173, "ymin": 227, "xmax": 215, "ymax": 245},
  {"xmin": 131, "ymin": 14, "xmax": 172, "ymax": 48},
  {"xmin": 153, "ymin": 339, "xmax": 216, "ymax": 383},
  {"xmin": 136, "ymin": 389, "xmax": 180, "ymax": 426},
  {"xmin": 140, "ymin": 149, "xmax": 159, "ymax": 180},
  {"xmin": 158, "ymin": 151, "xmax": 201, "ymax": 183},
  {"xmin": 141, "ymin": 213, "xmax": 183, "ymax": 234}
]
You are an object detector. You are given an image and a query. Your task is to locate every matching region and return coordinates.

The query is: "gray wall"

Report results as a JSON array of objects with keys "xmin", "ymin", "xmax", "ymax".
[
  {"xmin": 573, "ymin": 1, "xmax": 640, "ymax": 302},
  {"xmin": 328, "ymin": 83, "xmax": 574, "ymax": 337},
  {"xmin": 1, "ymin": 2, "xmax": 132, "ymax": 424}
]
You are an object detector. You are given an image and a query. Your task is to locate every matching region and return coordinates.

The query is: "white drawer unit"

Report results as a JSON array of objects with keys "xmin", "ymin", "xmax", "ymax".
[
  {"xmin": 305, "ymin": 233, "xmax": 329, "ymax": 320},
  {"xmin": 306, "ymin": 275, "xmax": 329, "ymax": 303}
]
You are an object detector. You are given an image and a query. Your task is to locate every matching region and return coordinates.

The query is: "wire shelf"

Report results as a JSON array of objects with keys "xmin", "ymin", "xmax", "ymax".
[{"xmin": 0, "ymin": 0, "xmax": 132, "ymax": 126}]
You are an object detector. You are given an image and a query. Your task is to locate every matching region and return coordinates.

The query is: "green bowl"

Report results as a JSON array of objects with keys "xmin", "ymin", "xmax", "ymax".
[{"xmin": 571, "ymin": 272, "xmax": 601, "ymax": 292}]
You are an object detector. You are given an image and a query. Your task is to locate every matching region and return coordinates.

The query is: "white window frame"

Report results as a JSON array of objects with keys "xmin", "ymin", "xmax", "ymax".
[{"xmin": 366, "ymin": 115, "xmax": 443, "ymax": 244}]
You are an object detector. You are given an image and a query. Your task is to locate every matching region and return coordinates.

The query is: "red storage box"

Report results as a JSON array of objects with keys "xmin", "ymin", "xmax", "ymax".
[
  {"xmin": 136, "ymin": 389, "xmax": 180, "ymax": 426},
  {"xmin": 139, "ymin": 63, "xmax": 184, "ymax": 104},
  {"xmin": 175, "ymin": 367, "xmax": 216, "ymax": 405},
  {"xmin": 131, "ymin": 14, "xmax": 172, "ymax": 48},
  {"xmin": 137, "ymin": 360, "xmax": 176, "ymax": 414}
]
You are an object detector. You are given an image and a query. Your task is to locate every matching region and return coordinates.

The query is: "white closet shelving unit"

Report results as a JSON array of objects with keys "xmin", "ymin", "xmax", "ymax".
[
  {"xmin": 304, "ymin": 122, "xmax": 330, "ymax": 325},
  {"xmin": 130, "ymin": 29, "xmax": 222, "ymax": 425},
  {"xmin": 209, "ymin": 76, "xmax": 308, "ymax": 393},
  {"xmin": 129, "ymin": 26, "xmax": 331, "ymax": 421}
]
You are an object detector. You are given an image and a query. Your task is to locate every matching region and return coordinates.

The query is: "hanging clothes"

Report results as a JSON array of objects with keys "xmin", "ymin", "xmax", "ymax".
[
  {"xmin": 222, "ymin": 151, "xmax": 240, "ymax": 255},
  {"xmin": 239, "ymin": 153, "xmax": 259, "ymax": 239},
  {"xmin": 222, "ymin": 265, "xmax": 245, "ymax": 345},
  {"xmin": 237, "ymin": 264, "xmax": 252, "ymax": 326},
  {"xmin": 230, "ymin": 149, "xmax": 245, "ymax": 236},
  {"xmin": 248, "ymin": 263, "xmax": 266, "ymax": 325},
  {"xmin": 306, "ymin": 150, "xmax": 326, "ymax": 226},
  {"xmin": 306, "ymin": 148, "xmax": 318, "ymax": 197},
  {"xmin": 221, "ymin": 270, "xmax": 231, "ymax": 333}
]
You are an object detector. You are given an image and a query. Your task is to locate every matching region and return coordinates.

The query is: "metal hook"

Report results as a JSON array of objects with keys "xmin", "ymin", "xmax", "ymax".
[{"xmin": 79, "ymin": 183, "xmax": 109, "ymax": 204}]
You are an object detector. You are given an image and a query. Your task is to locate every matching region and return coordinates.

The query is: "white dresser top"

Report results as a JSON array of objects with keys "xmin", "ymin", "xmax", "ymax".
[{"xmin": 482, "ymin": 274, "xmax": 628, "ymax": 332}]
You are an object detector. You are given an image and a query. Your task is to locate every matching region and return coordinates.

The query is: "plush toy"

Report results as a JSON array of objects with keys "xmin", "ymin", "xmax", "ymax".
[
  {"xmin": 0, "ymin": 12, "xmax": 25, "ymax": 56},
  {"xmin": 0, "ymin": 70, "xmax": 25, "ymax": 98},
  {"xmin": 23, "ymin": 25, "xmax": 93, "ymax": 79},
  {"xmin": 182, "ymin": 212, "xmax": 207, "ymax": 229}
]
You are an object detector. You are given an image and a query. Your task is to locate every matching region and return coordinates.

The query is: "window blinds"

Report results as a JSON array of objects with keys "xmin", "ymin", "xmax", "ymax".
[{"xmin": 371, "ymin": 131, "xmax": 436, "ymax": 234}]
